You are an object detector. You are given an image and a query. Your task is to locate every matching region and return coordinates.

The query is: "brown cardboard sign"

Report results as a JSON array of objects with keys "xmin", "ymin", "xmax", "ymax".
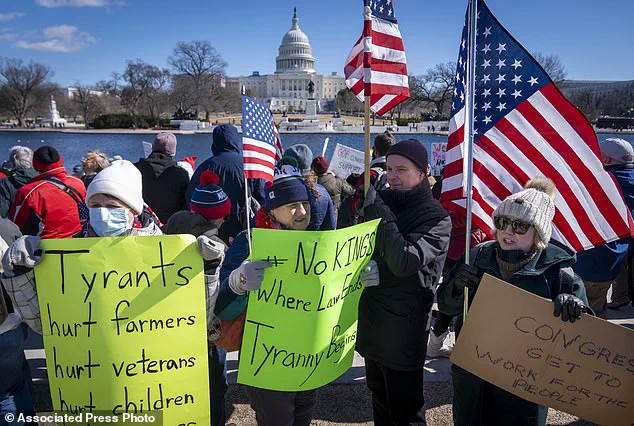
[{"xmin": 450, "ymin": 274, "xmax": 634, "ymax": 426}]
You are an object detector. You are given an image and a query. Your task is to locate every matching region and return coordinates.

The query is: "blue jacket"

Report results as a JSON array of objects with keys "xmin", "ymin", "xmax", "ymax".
[
  {"xmin": 185, "ymin": 125, "xmax": 265, "ymax": 237},
  {"xmin": 308, "ymin": 183, "xmax": 336, "ymax": 231},
  {"xmin": 573, "ymin": 165, "xmax": 634, "ymax": 282},
  {"xmin": 215, "ymin": 230, "xmax": 250, "ymax": 320}
]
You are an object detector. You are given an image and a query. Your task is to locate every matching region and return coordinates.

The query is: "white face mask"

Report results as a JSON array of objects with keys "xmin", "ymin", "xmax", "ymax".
[{"xmin": 89, "ymin": 207, "xmax": 132, "ymax": 237}]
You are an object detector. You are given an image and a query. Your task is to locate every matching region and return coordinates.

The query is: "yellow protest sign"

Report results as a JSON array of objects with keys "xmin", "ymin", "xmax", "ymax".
[
  {"xmin": 451, "ymin": 274, "xmax": 634, "ymax": 426},
  {"xmin": 237, "ymin": 220, "xmax": 379, "ymax": 391},
  {"xmin": 34, "ymin": 235, "xmax": 210, "ymax": 425}
]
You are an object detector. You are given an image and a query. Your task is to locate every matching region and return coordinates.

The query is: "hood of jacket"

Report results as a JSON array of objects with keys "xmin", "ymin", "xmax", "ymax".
[
  {"xmin": 8, "ymin": 168, "xmax": 38, "ymax": 187},
  {"xmin": 211, "ymin": 124, "xmax": 241, "ymax": 155},
  {"xmin": 137, "ymin": 152, "xmax": 178, "ymax": 178},
  {"xmin": 475, "ymin": 240, "xmax": 576, "ymax": 276},
  {"xmin": 164, "ymin": 210, "xmax": 221, "ymax": 237}
]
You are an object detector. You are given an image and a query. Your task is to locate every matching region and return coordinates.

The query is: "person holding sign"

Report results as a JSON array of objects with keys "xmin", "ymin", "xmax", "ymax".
[
  {"xmin": 214, "ymin": 158, "xmax": 321, "ymax": 426},
  {"xmin": 356, "ymin": 139, "xmax": 451, "ymax": 425},
  {"xmin": 437, "ymin": 178, "xmax": 591, "ymax": 426}
]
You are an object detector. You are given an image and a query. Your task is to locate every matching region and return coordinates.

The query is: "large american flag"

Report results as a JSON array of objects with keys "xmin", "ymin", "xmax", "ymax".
[
  {"xmin": 344, "ymin": 0, "xmax": 409, "ymax": 116},
  {"xmin": 441, "ymin": 0, "xmax": 632, "ymax": 251},
  {"xmin": 242, "ymin": 96, "xmax": 283, "ymax": 181}
]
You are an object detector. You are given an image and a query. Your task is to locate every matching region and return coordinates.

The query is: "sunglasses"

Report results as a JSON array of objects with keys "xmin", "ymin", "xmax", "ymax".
[{"xmin": 493, "ymin": 216, "xmax": 532, "ymax": 235}]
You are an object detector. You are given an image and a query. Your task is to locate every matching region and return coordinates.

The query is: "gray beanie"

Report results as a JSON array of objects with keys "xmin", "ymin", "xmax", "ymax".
[
  {"xmin": 600, "ymin": 138, "xmax": 634, "ymax": 165},
  {"xmin": 493, "ymin": 177, "xmax": 556, "ymax": 249},
  {"xmin": 283, "ymin": 144, "xmax": 313, "ymax": 176}
]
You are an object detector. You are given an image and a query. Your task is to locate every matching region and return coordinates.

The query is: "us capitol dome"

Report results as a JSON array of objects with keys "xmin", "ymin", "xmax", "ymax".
[{"xmin": 226, "ymin": 8, "xmax": 346, "ymax": 113}]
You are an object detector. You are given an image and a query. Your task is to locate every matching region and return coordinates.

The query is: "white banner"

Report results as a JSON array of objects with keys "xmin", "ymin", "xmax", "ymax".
[{"xmin": 329, "ymin": 143, "xmax": 364, "ymax": 179}]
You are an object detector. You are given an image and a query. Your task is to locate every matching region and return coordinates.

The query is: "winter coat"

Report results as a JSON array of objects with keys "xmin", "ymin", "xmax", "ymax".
[
  {"xmin": 356, "ymin": 179, "xmax": 451, "ymax": 371},
  {"xmin": 308, "ymin": 183, "xmax": 337, "ymax": 231},
  {"xmin": 316, "ymin": 173, "xmax": 354, "ymax": 219},
  {"xmin": 0, "ymin": 219, "xmax": 23, "ymax": 333},
  {"xmin": 185, "ymin": 125, "xmax": 265, "ymax": 241},
  {"xmin": 164, "ymin": 210, "xmax": 227, "ymax": 339},
  {"xmin": 573, "ymin": 164, "xmax": 634, "ymax": 282},
  {"xmin": 437, "ymin": 240, "xmax": 589, "ymax": 426},
  {"xmin": 9, "ymin": 167, "xmax": 86, "ymax": 239},
  {"xmin": 0, "ymin": 168, "xmax": 37, "ymax": 218},
  {"xmin": 135, "ymin": 152, "xmax": 190, "ymax": 224}
]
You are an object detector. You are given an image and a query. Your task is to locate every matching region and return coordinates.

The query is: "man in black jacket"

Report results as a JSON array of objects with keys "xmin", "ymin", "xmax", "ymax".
[
  {"xmin": 357, "ymin": 139, "xmax": 451, "ymax": 425},
  {"xmin": 135, "ymin": 132, "xmax": 189, "ymax": 224}
]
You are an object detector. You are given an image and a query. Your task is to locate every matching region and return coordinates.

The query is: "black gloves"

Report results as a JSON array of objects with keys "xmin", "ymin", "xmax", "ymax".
[
  {"xmin": 454, "ymin": 263, "xmax": 481, "ymax": 293},
  {"xmin": 362, "ymin": 186, "xmax": 396, "ymax": 223},
  {"xmin": 553, "ymin": 294, "xmax": 587, "ymax": 323}
]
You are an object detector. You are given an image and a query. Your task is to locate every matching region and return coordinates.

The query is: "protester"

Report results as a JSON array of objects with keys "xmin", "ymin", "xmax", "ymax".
[
  {"xmin": 8, "ymin": 146, "xmax": 86, "ymax": 239},
  {"xmin": 186, "ymin": 124, "xmax": 265, "ymax": 242},
  {"xmin": 135, "ymin": 132, "xmax": 190, "ymax": 224},
  {"xmin": 336, "ymin": 173, "xmax": 361, "ymax": 229},
  {"xmin": 371, "ymin": 131, "xmax": 396, "ymax": 171},
  {"xmin": 572, "ymin": 138, "xmax": 634, "ymax": 315},
  {"xmin": 164, "ymin": 169, "xmax": 229, "ymax": 426},
  {"xmin": 0, "ymin": 146, "xmax": 37, "ymax": 218},
  {"xmin": 284, "ymin": 144, "xmax": 336, "ymax": 230},
  {"xmin": 437, "ymin": 177, "xmax": 590, "ymax": 426},
  {"xmin": 80, "ymin": 150, "xmax": 109, "ymax": 188},
  {"xmin": 356, "ymin": 139, "xmax": 451, "ymax": 424},
  {"xmin": 0, "ymin": 219, "xmax": 36, "ymax": 426},
  {"xmin": 214, "ymin": 159, "xmax": 318, "ymax": 426},
  {"xmin": 310, "ymin": 156, "xmax": 353, "ymax": 219}
]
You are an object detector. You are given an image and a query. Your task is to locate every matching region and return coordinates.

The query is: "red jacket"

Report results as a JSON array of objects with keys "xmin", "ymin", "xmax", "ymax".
[{"xmin": 9, "ymin": 167, "xmax": 86, "ymax": 239}]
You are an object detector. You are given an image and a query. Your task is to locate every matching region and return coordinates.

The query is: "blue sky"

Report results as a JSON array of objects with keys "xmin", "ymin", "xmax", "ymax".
[{"xmin": 1, "ymin": 0, "xmax": 632, "ymax": 86}]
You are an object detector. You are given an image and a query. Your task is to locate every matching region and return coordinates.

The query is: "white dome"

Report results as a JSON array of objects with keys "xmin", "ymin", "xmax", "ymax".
[{"xmin": 275, "ymin": 8, "xmax": 315, "ymax": 74}]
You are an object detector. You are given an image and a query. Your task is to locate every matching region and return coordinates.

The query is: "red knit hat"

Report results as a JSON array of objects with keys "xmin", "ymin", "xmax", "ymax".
[
  {"xmin": 33, "ymin": 146, "xmax": 64, "ymax": 172},
  {"xmin": 190, "ymin": 170, "xmax": 232, "ymax": 220}
]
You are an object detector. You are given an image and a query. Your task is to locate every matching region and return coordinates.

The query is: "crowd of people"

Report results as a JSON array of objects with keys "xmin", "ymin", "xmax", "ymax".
[{"xmin": 0, "ymin": 125, "xmax": 632, "ymax": 426}]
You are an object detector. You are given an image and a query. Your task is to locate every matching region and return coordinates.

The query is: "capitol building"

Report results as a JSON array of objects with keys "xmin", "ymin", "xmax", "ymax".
[{"xmin": 226, "ymin": 9, "xmax": 346, "ymax": 113}]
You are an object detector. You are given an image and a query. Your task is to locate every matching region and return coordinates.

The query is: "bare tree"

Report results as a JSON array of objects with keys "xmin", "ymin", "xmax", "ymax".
[
  {"xmin": 0, "ymin": 58, "xmax": 54, "ymax": 127},
  {"xmin": 120, "ymin": 60, "xmax": 170, "ymax": 121},
  {"xmin": 413, "ymin": 62, "xmax": 456, "ymax": 119},
  {"xmin": 533, "ymin": 52, "xmax": 567, "ymax": 84},
  {"xmin": 71, "ymin": 84, "xmax": 103, "ymax": 128},
  {"xmin": 335, "ymin": 88, "xmax": 363, "ymax": 114},
  {"xmin": 168, "ymin": 40, "xmax": 227, "ymax": 116}
]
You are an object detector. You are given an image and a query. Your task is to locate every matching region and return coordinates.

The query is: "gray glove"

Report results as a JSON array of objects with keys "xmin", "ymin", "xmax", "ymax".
[
  {"xmin": 228, "ymin": 259, "xmax": 272, "ymax": 295},
  {"xmin": 2, "ymin": 236, "xmax": 42, "ymax": 273},
  {"xmin": 360, "ymin": 260, "xmax": 380, "ymax": 287},
  {"xmin": 197, "ymin": 235, "xmax": 226, "ymax": 262}
]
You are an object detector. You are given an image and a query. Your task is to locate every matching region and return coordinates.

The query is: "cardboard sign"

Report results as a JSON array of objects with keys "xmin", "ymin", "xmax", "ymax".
[
  {"xmin": 238, "ymin": 220, "xmax": 380, "ymax": 391},
  {"xmin": 35, "ymin": 236, "xmax": 210, "ymax": 425},
  {"xmin": 431, "ymin": 142, "xmax": 447, "ymax": 176},
  {"xmin": 329, "ymin": 143, "xmax": 364, "ymax": 179},
  {"xmin": 451, "ymin": 274, "xmax": 634, "ymax": 426}
]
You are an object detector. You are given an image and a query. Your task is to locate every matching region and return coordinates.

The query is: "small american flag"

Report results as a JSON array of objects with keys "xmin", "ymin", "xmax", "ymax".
[
  {"xmin": 242, "ymin": 96, "xmax": 283, "ymax": 181},
  {"xmin": 441, "ymin": 0, "xmax": 632, "ymax": 251},
  {"xmin": 344, "ymin": 0, "xmax": 409, "ymax": 115}
]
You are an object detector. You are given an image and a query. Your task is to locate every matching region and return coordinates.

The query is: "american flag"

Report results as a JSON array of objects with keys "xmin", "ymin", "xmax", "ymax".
[
  {"xmin": 344, "ymin": 0, "xmax": 409, "ymax": 116},
  {"xmin": 441, "ymin": 0, "xmax": 632, "ymax": 251},
  {"xmin": 242, "ymin": 96, "xmax": 283, "ymax": 182}
]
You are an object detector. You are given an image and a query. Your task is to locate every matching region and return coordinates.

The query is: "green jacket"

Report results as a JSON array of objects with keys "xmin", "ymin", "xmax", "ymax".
[
  {"xmin": 437, "ymin": 241, "xmax": 589, "ymax": 426},
  {"xmin": 0, "ymin": 168, "xmax": 38, "ymax": 218}
]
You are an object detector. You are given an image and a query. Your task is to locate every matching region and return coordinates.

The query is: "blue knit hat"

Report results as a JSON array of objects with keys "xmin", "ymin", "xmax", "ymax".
[
  {"xmin": 264, "ymin": 158, "xmax": 310, "ymax": 211},
  {"xmin": 190, "ymin": 170, "xmax": 231, "ymax": 220}
]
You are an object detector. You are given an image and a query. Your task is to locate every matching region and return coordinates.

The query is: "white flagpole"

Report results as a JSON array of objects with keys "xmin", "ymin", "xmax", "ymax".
[
  {"xmin": 241, "ymin": 85, "xmax": 253, "ymax": 255},
  {"xmin": 463, "ymin": 0, "xmax": 478, "ymax": 322}
]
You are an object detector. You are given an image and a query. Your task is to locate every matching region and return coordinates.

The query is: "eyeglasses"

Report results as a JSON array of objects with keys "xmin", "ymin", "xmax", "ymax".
[{"xmin": 493, "ymin": 216, "xmax": 532, "ymax": 235}]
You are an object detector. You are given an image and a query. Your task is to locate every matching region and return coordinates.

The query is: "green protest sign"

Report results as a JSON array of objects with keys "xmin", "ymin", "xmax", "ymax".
[{"xmin": 237, "ymin": 220, "xmax": 379, "ymax": 391}]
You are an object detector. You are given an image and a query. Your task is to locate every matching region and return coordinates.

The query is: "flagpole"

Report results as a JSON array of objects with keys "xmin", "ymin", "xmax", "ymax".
[
  {"xmin": 364, "ymin": 96, "xmax": 371, "ymax": 194},
  {"xmin": 241, "ymin": 85, "xmax": 253, "ymax": 256},
  {"xmin": 463, "ymin": 0, "xmax": 478, "ymax": 323}
]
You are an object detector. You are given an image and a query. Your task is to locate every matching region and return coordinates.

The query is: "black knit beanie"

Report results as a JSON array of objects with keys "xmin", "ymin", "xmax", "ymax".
[{"xmin": 386, "ymin": 139, "xmax": 428, "ymax": 171}]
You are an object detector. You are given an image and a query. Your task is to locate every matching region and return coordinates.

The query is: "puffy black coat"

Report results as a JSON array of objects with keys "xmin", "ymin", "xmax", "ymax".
[
  {"xmin": 135, "ymin": 152, "xmax": 189, "ymax": 224},
  {"xmin": 356, "ymin": 179, "xmax": 451, "ymax": 371},
  {"xmin": 185, "ymin": 125, "xmax": 264, "ymax": 240}
]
